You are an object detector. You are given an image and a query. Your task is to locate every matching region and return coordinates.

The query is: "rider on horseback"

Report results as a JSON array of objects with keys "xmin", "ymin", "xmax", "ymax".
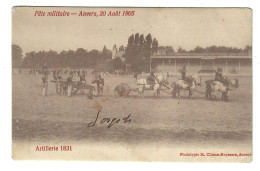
[
  {"xmin": 215, "ymin": 67, "xmax": 228, "ymax": 86},
  {"xmin": 146, "ymin": 71, "xmax": 156, "ymax": 89},
  {"xmin": 181, "ymin": 66, "xmax": 192, "ymax": 86}
]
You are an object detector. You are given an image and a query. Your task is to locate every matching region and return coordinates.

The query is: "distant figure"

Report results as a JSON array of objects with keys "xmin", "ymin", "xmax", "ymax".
[
  {"xmin": 79, "ymin": 74, "xmax": 86, "ymax": 83},
  {"xmin": 92, "ymin": 74, "xmax": 104, "ymax": 96},
  {"xmin": 69, "ymin": 69, "xmax": 73, "ymax": 77},
  {"xmin": 181, "ymin": 66, "xmax": 187, "ymax": 80},
  {"xmin": 146, "ymin": 71, "xmax": 156, "ymax": 88},
  {"xmin": 215, "ymin": 67, "xmax": 228, "ymax": 85},
  {"xmin": 42, "ymin": 63, "xmax": 48, "ymax": 75},
  {"xmin": 41, "ymin": 69, "xmax": 48, "ymax": 96},
  {"xmin": 181, "ymin": 66, "xmax": 192, "ymax": 85},
  {"xmin": 134, "ymin": 72, "xmax": 138, "ymax": 80},
  {"xmin": 53, "ymin": 71, "xmax": 57, "ymax": 80},
  {"xmin": 67, "ymin": 74, "xmax": 73, "ymax": 83}
]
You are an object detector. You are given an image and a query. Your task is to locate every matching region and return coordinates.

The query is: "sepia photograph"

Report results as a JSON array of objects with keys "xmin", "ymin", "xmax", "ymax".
[{"xmin": 12, "ymin": 7, "xmax": 252, "ymax": 162}]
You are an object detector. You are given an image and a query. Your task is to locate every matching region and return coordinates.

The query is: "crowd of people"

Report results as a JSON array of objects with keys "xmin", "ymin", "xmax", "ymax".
[{"xmin": 39, "ymin": 64, "xmax": 105, "ymax": 97}]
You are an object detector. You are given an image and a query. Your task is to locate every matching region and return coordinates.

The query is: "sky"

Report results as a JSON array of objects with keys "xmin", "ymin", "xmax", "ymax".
[{"xmin": 12, "ymin": 7, "xmax": 252, "ymax": 54}]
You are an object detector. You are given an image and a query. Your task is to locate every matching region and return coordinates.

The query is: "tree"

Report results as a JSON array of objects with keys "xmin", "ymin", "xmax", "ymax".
[
  {"xmin": 22, "ymin": 51, "xmax": 35, "ymax": 67},
  {"xmin": 119, "ymin": 45, "xmax": 124, "ymax": 52},
  {"xmin": 151, "ymin": 38, "xmax": 159, "ymax": 54},
  {"xmin": 124, "ymin": 33, "xmax": 158, "ymax": 72},
  {"xmin": 194, "ymin": 46, "xmax": 203, "ymax": 53},
  {"xmin": 112, "ymin": 57, "xmax": 124, "ymax": 70},
  {"xmin": 12, "ymin": 44, "xmax": 23, "ymax": 68},
  {"xmin": 144, "ymin": 33, "xmax": 152, "ymax": 60},
  {"xmin": 101, "ymin": 45, "xmax": 112, "ymax": 60},
  {"xmin": 177, "ymin": 47, "xmax": 186, "ymax": 53},
  {"xmin": 75, "ymin": 48, "xmax": 87, "ymax": 67},
  {"xmin": 125, "ymin": 34, "xmax": 135, "ymax": 64},
  {"xmin": 134, "ymin": 33, "xmax": 140, "ymax": 53}
]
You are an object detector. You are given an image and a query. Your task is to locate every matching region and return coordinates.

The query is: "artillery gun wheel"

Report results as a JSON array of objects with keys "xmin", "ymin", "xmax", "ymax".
[
  {"xmin": 72, "ymin": 87, "xmax": 79, "ymax": 94},
  {"xmin": 114, "ymin": 83, "xmax": 131, "ymax": 97},
  {"xmin": 55, "ymin": 82, "xmax": 63, "ymax": 94}
]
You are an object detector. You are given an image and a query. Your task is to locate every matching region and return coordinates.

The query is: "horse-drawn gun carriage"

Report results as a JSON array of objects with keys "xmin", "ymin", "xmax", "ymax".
[{"xmin": 114, "ymin": 74, "xmax": 171, "ymax": 98}]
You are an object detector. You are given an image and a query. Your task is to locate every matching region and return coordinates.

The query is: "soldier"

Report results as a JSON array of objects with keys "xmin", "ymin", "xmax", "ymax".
[
  {"xmin": 181, "ymin": 66, "xmax": 192, "ymax": 85},
  {"xmin": 133, "ymin": 72, "xmax": 138, "ymax": 80},
  {"xmin": 41, "ymin": 66, "xmax": 48, "ymax": 96},
  {"xmin": 79, "ymin": 74, "xmax": 86, "ymax": 83},
  {"xmin": 42, "ymin": 63, "xmax": 48, "ymax": 75},
  {"xmin": 98, "ymin": 74, "xmax": 104, "ymax": 86},
  {"xmin": 67, "ymin": 74, "xmax": 73, "ymax": 83},
  {"xmin": 92, "ymin": 74, "xmax": 104, "ymax": 96},
  {"xmin": 97, "ymin": 74, "xmax": 104, "ymax": 96},
  {"xmin": 181, "ymin": 66, "xmax": 187, "ymax": 80},
  {"xmin": 146, "ymin": 71, "xmax": 156, "ymax": 88},
  {"xmin": 215, "ymin": 67, "xmax": 228, "ymax": 85}
]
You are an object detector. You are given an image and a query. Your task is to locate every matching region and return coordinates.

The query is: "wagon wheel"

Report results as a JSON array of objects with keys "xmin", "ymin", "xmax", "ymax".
[
  {"xmin": 57, "ymin": 81, "xmax": 68, "ymax": 94},
  {"xmin": 61, "ymin": 84, "xmax": 68, "ymax": 94},
  {"xmin": 114, "ymin": 85, "xmax": 120, "ymax": 97},
  {"xmin": 55, "ymin": 82, "xmax": 62, "ymax": 94},
  {"xmin": 114, "ymin": 83, "xmax": 131, "ymax": 97},
  {"xmin": 72, "ymin": 87, "xmax": 79, "ymax": 94},
  {"xmin": 121, "ymin": 83, "xmax": 131, "ymax": 97},
  {"xmin": 69, "ymin": 82, "xmax": 80, "ymax": 95}
]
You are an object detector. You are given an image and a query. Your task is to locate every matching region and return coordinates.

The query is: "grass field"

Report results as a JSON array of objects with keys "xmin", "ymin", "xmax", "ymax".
[{"xmin": 12, "ymin": 73, "xmax": 252, "ymax": 147}]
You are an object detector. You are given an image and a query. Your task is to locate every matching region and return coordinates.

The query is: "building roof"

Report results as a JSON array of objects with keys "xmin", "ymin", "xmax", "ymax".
[{"xmin": 151, "ymin": 54, "xmax": 251, "ymax": 59}]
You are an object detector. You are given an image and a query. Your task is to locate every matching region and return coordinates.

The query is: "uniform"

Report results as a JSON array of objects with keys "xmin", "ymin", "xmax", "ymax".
[
  {"xmin": 215, "ymin": 67, "xmax": 228, "ymax": 85},
  {"xmin": 181, "ymin": 66, "xmax": 192, "ymax": 85},
  {"xmin": 147, "ymin": 71, "xmax": 156, "ymax": 84}
]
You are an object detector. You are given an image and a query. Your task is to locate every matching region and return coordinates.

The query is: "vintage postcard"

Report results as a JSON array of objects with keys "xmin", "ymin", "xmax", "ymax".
[{"xmin": 12, "ymin": 7, "xmax": 252, "ymax": 162}]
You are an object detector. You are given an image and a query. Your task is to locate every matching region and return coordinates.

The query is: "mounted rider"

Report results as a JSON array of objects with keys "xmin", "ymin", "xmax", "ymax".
[
  {"xmin": 146, "ymin": 70, "xmax": 156, "ymax": 89},
  {"xmin": 181, "ymin": 66, "xmax": 192, "ymax": 86},
  {"xmin": 215, "ymin": 67, "xmax": 228, "ymax": 86}
]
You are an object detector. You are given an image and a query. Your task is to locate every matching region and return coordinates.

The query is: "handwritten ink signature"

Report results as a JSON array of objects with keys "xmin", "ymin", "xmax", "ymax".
[{"xmin": 88, "ymin": 110, "xmax": 132, "ymax": 128}]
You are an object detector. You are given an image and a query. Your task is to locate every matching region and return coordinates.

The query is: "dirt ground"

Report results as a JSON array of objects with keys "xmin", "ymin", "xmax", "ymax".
[{"xmin": 12, "ymin": 74, "xmax": 252, "ymax": 147}]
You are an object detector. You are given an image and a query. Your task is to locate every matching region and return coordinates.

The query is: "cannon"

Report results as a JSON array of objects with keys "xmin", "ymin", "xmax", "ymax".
[{"xmin": 51, "ymin": 79, "xmax": 94, "ymax": 98}]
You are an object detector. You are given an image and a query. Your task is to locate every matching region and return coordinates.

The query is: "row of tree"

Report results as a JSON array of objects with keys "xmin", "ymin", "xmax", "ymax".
[
  {"xmin": 12, "ymin": 32, "xmax": 159, "ymax": 72},
  {"xmin": 177, "ymin": 45, "xmax": 252, "ymax": 54},
  {"xmin": 12, "ymin": 34, "xmax": 252, "ymax": 73},
  {"xmin": 12, "ymin": 44, "xmax": 114, "ymax": 69}
]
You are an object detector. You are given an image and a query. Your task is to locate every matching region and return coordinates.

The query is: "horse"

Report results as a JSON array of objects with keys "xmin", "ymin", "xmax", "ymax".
[
  {"xmin": 205, "ymin": 78, "xmax": 239, "ymax": 101},
  {"xmin": 137, "ymin": 75, "xmax": 169, "ymax": 98},
  {"xmin": 172, "ymin": 75, "xmax": 201, "ymax": 99}
]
